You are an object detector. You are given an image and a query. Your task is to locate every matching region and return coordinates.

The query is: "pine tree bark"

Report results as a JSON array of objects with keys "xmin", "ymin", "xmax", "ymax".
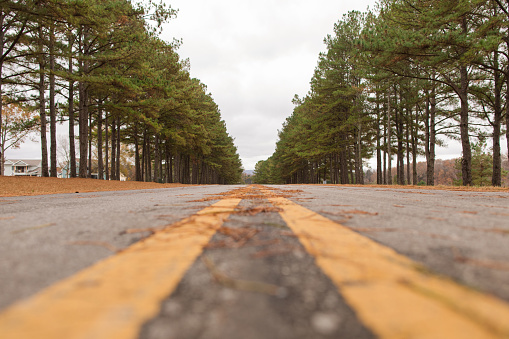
[
  {"xmin": 355, "ymin": 127, "xmax": 363, "ymax": 184},
  {"xmin": 98, "ymin": 107, "xmax": 103, "ymax": 180},
  {"xmin": 165, "ymin": 143, "xmax": 171, "ymax": 183},
  {"xmin": 424, "ymin": 84, "xmax": 436, "ymax": 186},
  {"xmin": 376, "ymin": 91, "xmax": 382, "ymax": 185},
  {"xmin": 412, "ymin": 105, "xmax": 418, "ymax": 185},
  {"xmin": 38, "ymin": 25, "xmax": 49, "ymax": 177},
  {"xmin": 492, "ymin": 50, "xmax": 502, "ymax": 186},
  {"xmin": 154, "ymin": 135, "xmax": 159, "ymax": 182},
  {"xmin": 387, "ymin": 92, "xmax": 392, "ymax": 185},
  {"xmin": 506, "ymin": 60, "xmax": 509, "ymax": 168},
  {"xmin": 405, "ymin": 107, "xmax": 410, "ymax": 185},
  {"xmin": 105, "ymin": 112, "xmax": 109, "ymax": 180},
  {"xmin": 458, "ymin": 17, "xmax": 472, "ymax": 186},
  {"xmin": 110, "ymin": 117, "xmax": 116, "ymax": 180},
  {"xmin": 459, "ymin": 64, "xmax": 472, "ymax": 186},
  {"xmin": 116, "ymin": 116, "xmax": 120, "ymax": 180},
  {"xmin": 88, "ymin": 108, "xmax": 92, "ymax": 178},
  {"xmin": 68, "ymin": 34, "xmax": 76, "ymax": 178},
  {"xmin": 383, "ymin": 97, "xmax": 387, "ymax": 185},
  {"xmin": 135, "ymin": 126, "xmax": 141, "ymax": 181},
  {"xmin": 78, "ymin": 27, "xmax": 89, "ymax": 178},
  {"xmin": 49, "ymin": 27, "xmax": 57, "ymax": 177}
]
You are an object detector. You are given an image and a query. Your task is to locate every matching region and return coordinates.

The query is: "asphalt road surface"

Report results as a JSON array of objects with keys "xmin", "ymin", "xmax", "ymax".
[{"xmin": 1, "ymin": 184, "xmax": 509, "ymax": 339}]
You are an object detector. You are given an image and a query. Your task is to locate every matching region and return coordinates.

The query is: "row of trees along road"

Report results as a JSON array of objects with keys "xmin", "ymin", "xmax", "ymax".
[
  {"xmin": 0, "ymin": 0, "xmax": 242, "ymax": 184},
  {"xmin": 254, "ymin": 0, "xmax": 509, "ymax": 186}
]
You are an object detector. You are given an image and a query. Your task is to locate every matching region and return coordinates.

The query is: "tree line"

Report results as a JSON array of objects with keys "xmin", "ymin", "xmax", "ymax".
[
  {"xmin": 0, "ymin": 0, "xmax": 242, "ymax": 184},
  {"xmin": 254, "ymin": 0, "xmax": 508, "ymax": 186}
]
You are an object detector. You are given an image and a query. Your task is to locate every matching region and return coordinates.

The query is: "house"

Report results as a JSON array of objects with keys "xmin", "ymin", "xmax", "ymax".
[{"xmin": 3, "ymin": 159, "xmax": 42, "ymax": 177}]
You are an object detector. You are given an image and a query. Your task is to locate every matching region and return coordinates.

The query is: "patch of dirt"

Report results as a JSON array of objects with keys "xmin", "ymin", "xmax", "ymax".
[{"xmin": 0, "ymin": 176, "xmax": 190, "ymax": 197}]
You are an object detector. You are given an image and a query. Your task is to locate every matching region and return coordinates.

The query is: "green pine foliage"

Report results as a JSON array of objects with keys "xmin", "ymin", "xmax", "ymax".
[
  {"xmin": 0, "ymin": 0, "xmax": 242, "ymax": 183},
  {"xmin": 264, "ymin": 0, "xmax": 509, "ymax": 187}
]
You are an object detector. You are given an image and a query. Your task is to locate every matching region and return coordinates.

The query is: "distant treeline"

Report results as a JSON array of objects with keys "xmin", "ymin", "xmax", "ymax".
[
  {"xmin": 0, "ymin": 0, "xmax": 242, "ymax": 184},
  {"xmin": 254, "ymin": 0, "xmax": 509, "ymax": 187},
  {"xmin": 364, "ymin": 157, "xmax": 509, "ymax": 187}
]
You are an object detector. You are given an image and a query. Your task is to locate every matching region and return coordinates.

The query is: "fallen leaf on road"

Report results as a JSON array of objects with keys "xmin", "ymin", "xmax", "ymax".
[
  {"xmin": 68, "ymin": 240, "xmax": 120, "ymax": 253},
  {"xmin": 234, "ymin": 206, "xmax": 283, "ymax": 215},
  {"xmin": 251, "ymin": 244, "xmax": 302, "ymax": 259},
  {"xmin": 453, "ymin": 249, "xmax": 509, "ymax": 271},
  {"xmin": 459, "ymin": 225, "xmax": 509, "ymax": 235},
  {"xmin": 11, "ymin": 223, "xmax": 56, "ymax": 234},
  {"xmin": 342, "ymin": 209, "xmax": 379, "ymax": 216},
  {"xmin": 120, "ymin": 226, "xmax": 164, "ymax": 235},
  {"xmin": 347, "ymin": 227, "xmax": 399, "ymax": 233},
  {"xmin": 0, "ymin": 216, "xmax": 15, "ymax": 220}
]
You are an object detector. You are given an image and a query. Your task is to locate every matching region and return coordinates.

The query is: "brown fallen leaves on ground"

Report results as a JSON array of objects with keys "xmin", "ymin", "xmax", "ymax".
[
  {"xmin": 0, "ymin": 176, "xmax": 190, "ymax": 197},
  {"xmin": 234, "ymin": 205, "xmax": 283, "ymax": 215}
]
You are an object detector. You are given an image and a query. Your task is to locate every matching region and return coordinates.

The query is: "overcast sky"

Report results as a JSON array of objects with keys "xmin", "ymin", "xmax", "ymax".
[
  {"xmin": 159, "ymin": 0, "xmax": 378, "ymax": 170},
  {"xmin": 8, "ymin": 0, "xmax": 505, "ymax": 170}
]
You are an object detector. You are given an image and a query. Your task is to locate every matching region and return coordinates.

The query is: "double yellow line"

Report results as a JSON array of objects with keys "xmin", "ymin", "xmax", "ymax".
[
  {"xmin": 0, "ymin": 198, "xmax": 241, "ymax": 339},
  {"xmin": 1, "ymin": 186, "xmax": 509, "ymax": 339},
  {"xmin": 268, "ymin": 194, "xmax": 509, "ymax": 339}
]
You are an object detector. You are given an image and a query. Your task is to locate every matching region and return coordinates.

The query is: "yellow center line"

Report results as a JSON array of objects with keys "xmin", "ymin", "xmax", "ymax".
[
  {"xmin": 266, "ymin": 193, "xmax": 509, "ymax": 339},
  {"xmin": 0, "ymin": 197, "xmax": 241, "ymax": 339}
]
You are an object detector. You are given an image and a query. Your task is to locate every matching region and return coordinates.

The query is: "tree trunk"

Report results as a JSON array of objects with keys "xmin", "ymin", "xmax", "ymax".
[
  {"xmin": 88, "ymin": 108, "xmax": 92, "ymax": 178},
  {"xmin": 459, "ymin": 64, "xmax": 472, "ymax": 186},
  {"xmin": 98, "ymin": 107, "xmax": 103, "ymax": 180},
  {"xmin": 425, "ymin": 84, "xmax": 436, "ymax": 186},
  {"xmin": 383, "ymin": 98, "xmax": 387, "ymax": 185},
  {"xmin": 110, "ymin": 117, "xmax": 116, "ymax": 180},
  {"xmin": 135, "ymin": 126, "xmax": 141, "ymax": 181},
  {"xmin": 68, "ymin": 34, "xmax": 76, "ymax": 178},
  {"xmin": 387, "ymin": 92, "xmax": 392, "ymax": 185},
  {"xmin": 492, "ymin": 50, "xmax": 502, "ymax": 186},
  {"xmin": 506, "ymin": 59, "xmax": 509, "ymax": 168},
  {"xmin": 412, "ymin": 105, "xmax": 418, "ymax": 185},
  {"xmin": 49, "ymin": 27, "xmax": 57, "ymax": 177},
  {"xmin": 146, "ymin": 135, "xmax": 151, "ymax": 182},
  {"xmin": 78, "ymin": 27, "xmax": 89, "ymax": 178},
  {"xmin": 39, "ymin": 25, "xmax": 49, "ymax": 177},
  {"xmin": 116, "ymin": 116, "xmax": 120, "ymax": 180},
  {"xmin": 376, "ymin": 91, "xmax": 382, "ymax": 184},
  {"xmin": 154, "ymin": 135, "xmax": 159, "ymax": 182},
  {"xmin": 105, "ymin": 112, "xmax": 109, "ymax": 180},
  {"xmin": 405, "ymin": 107, "xmax": 410, "ymax": 185},
  {"xmin": 165, "ymin": 143, "xmax": 171, "ymax": 183},
  {"xmin": 348, "ymin": 148, "xmax": 354, "ymax": 184},
  {"xmin": 458, "ymin": 17, "xmax": 472, "ymax": 186},
  {"xmin": 141, "ymin": 128, "xmax": 146, "ymax": 181},
  {"xmin": 356, "ymin": 127, "xmax": 363, "ymax": 184}
]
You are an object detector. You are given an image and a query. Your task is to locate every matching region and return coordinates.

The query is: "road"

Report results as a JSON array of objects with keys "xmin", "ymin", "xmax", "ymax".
[{"xmin": 1, "ymin": 184, "xmax": 509, "ymax": 338}]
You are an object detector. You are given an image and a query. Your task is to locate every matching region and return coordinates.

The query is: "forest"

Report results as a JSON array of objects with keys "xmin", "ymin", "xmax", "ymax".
[
  {"xmin": 254, "ymin": 0, "xmax": 509, "ymax": 187},
  {"xmin": 0, "ymin": 0, "xmax": 243, "ymax": 184}
]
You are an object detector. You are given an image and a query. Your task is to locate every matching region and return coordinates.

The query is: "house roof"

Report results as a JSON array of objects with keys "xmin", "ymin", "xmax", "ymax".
[{"xmin": 5, "ymin": 159, "xmax": 42, "ymax": 167}]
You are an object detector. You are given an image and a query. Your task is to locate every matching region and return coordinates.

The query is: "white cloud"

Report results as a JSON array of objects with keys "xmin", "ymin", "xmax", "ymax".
[{"xmin": 161, "ymin": 0, "xmax": 378, "ymax": 169}]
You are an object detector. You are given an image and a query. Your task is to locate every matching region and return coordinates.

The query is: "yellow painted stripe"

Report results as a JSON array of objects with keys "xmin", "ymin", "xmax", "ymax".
[
  {"xmin": 267, "ymin": 195, "xmax": 509, "ymax": 339},
  {"xmin": 0, "ymin": 198, "xmax": 241, "ymax": 339}
]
